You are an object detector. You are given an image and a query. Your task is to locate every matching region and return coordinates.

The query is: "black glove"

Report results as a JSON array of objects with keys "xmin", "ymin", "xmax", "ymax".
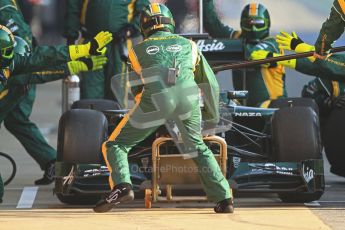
[
  {"xmin": 66, "ymin": 37, "xmax": 78, "ymax": 46},
  {"xmin": 332, "ymin": 95, "xmax": 345, "ymax": 108},
  {"xmin": 115, "ymin": 24, "xmax": 136, "ymax": 41}
]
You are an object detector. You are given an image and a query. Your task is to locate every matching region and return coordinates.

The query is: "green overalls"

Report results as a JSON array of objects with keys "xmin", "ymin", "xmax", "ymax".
[
  {"xmin": 102, "ymin": 31, "xmax": 231, "ymax": 202},
  {"xmin": 233, "ymin": 38, "xmax": 287, "ymax": 107},
  {"xmin": 1, "ymin": 45, "xmax": 70, "ymax": 166},
  {"xmin": 315, "ymin": 0, "xmax": 345, "ymax": 54},
  {"xmin": 64, "ymin": 0, "xmax": 150, "ymax": 102}
]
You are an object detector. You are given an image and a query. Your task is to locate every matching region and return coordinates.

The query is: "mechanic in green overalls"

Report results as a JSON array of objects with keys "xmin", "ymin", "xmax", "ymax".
[
  {"xmin": 203, "ymin": 2, "xmax": 288, "ymax": 108},
  {"xmin": 64, "ymin": 0, "xmax": 150, "ymax": 105},
  {"xmin": 0, "ymin": 37, "xmax": 107, "ymax": 198},
  {"xmin": 0, "ymin": 0, "xmax": 58, "ymax": 185},
  {"xmin": 94, "ymin": 3, "xmax": 233, "ymax": 214},
  {"xmin": 272, "ymin": 31, "xmax": 345, "ymax": 178},
  {"xmin": 314, "ymin": 0, "xmax": 345, "ymax": 56},
  {"xmin": 0, "ymin": 25, "xmax": 111, "ymax": 190}
]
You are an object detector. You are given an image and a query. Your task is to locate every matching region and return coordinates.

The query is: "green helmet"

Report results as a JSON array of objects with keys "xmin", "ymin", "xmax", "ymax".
[
  {"xmin": 14, "ymin": 36, "xmax": 31, "ymax": 57},
  {"xmin": 140, "ymin": 3, "xmax": 175, "ymax": 38},
  {"xmin": 240, "ymin": 3, "xmax": 270, "ymax": 42},
  {"xmin": 0, "ymin": 25, "xmax": 15, "ymax": 68}
]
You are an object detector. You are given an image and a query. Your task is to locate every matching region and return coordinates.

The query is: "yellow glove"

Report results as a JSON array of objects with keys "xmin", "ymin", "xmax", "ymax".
[
  {"xmin": 276, "ymin": 31, "xmax": 315, "ymax": 62},
  {"xmin": 250, "ymin": 50, "xmax": 270, "ymax": 60},
  {"xmin": 276, "ymin": 31, "xmax": 315, "ymax": 53},
  {"xmin": 250, "ymin": 50, "xmax": 296, "ymax": 69},
  {"xmin": 69, "ymin": 31, "xmax": 113, "ymax": 60},
  {"xmin": 67, "ymin": 55, "xmax": 108, "ymax": 75}
]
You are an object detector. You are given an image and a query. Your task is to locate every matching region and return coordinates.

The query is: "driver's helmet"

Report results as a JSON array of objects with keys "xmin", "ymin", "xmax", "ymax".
[{"xmin": 240, "ymin": 3, "xmax": 270, "ymax": 43}]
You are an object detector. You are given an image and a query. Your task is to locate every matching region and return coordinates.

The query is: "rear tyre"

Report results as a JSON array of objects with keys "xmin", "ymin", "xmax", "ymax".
[
  {"xmin": 56, "ymin": 110, "xmax": 108, "ymax": 205},
  {"xmin": 57, "ymin": 109, "xmax": 108, "ymax": 164},
  {"xmin": 272, "ymin": 107, "xmax": 324, "ymax": 203},
  {"xmin": 269, "ymin": 97, "xmax": 319, "ymax": 115},
  {"xmin": 323, "ymin": 107, "xmax": 345, "ymax": 177},
  {"xmin": 272, "ymin": 107, "xmax": 321, "ymax": 162},
  {"xmin": 71, "ymin": 99, "xmax": 121, "ymax": 111}
]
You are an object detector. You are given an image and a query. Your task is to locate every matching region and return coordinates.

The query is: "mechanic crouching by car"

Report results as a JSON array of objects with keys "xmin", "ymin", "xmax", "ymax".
[
  {"xmin": 0, "ymin": 25, "xmax": 112, "ymax": 185},
  {"xmin": 64, "ymin": 0, "xmax": 150, "ymax": 106},
  {"xmin": 273, "ymin": 30, "xmax": 345, "ymax": 178},
  {"xmin": 93, "ymin": 3, "xmax": 234, "ymax": 214},
  {"xmin": 0, "ymin": 0, "xmax": 58, "ymax": 185}
]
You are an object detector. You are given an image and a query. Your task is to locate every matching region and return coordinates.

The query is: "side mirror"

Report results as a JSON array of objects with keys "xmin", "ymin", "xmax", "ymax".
[{"xmin": 227, "ymin": 90, "xmax": 248, "ymax": 100}]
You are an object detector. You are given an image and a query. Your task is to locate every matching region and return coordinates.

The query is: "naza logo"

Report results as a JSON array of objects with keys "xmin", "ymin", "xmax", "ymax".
[{"xmin": 146, "ymin": 46, "xmax": 160, "ymax": 55}]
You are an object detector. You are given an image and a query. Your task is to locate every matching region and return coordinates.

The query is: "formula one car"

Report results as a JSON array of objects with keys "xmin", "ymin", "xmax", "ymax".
[
  {"xmin": 54, "ymin": 78, "xmax": 324, "ymax": 205},
  {"xmin": 54, "ymin": 35, "xmax": 324, "ymax": 205}
]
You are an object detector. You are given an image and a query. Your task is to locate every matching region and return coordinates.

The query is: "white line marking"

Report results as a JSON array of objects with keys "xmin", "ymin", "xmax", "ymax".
[
  {"xmin": 304, "ymin": 201, "xmax": 321, "ymax": 207},
  {"xmin": 16, "ymin": 186, "xmax": 38, "ymax": 209},
  {"xmin": 317, "ymin": 201, "xmax": 345, "ymax": 203}
]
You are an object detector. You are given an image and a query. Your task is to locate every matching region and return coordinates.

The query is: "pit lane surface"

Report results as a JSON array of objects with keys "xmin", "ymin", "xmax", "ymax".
[{"xmin": 1, "ymin": 81, "xmax": 344, "ymax": 230}]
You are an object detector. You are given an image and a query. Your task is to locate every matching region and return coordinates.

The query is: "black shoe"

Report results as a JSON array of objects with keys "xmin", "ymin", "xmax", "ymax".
[
  {"xmin": 34, "ymin": 161, "xmax": 55, "ymax": 185},
  {"xmin": 93, "ymin": 183, "xmax": 134, "ymax": 213},
  {"xmin": 214, "ymin": 198, "xmax": 234, "ymax": 213}
]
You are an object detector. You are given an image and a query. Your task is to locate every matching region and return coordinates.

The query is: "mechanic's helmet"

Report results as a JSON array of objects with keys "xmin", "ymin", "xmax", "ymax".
[
  {"xmin": 240, "ymin": 3, "xmax": 270, "ymax": 42},
  {"xmin": 140, "ymin": 3, "xmax": 175, "ymax": 38},
  {"xmin": 14, "ymin": 36, "xmax": 31, "ymax": 57},
  {"xmin": 14, "ymin": 36, "xmax": 31, "ymax": 56},
  {"xmin": 0, "ymin": 25, "xmax": 15, "ymax": 68}
]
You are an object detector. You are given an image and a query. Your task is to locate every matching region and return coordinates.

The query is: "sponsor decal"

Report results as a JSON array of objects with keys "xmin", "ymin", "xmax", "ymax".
[
  {"xmin": 166, "ymin": 44, "xmax": 182, "ymax": 52},
  {"xmin": 232, "ymin": 157, "xmax": 241, "ymax": 169},
  {"xmin": 249, "ymin": 163, "xmax": 294, "ymax": 175},
  {"xmin": 234, "ymin": 112, "xmax": 262, "ymax": 117},
  {"xmin": 146, "ymin": 45, "xmax": 160, "ymax": 55},
  {"xmin": 196, "ymin": 39, "xmax": 225, "ymax": 52},
  {"xmin": 302, "ymin": 164, "xmax": 314, "ymax": 183}
]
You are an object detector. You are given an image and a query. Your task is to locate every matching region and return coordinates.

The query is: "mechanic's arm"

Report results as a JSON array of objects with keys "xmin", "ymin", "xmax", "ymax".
[
  {"xmin": 311, "ymin": 54, "xmax": 345, "ymax": 82},
  {"xmin": 248, "ymin": 38, "xmax": 297, "ymax": 69},
  {"xmin": 193, "ymin": 43, "xmax": 220, "ymax": 124},
  {"xmin": 314, "ymin": 0, "xmax": 345, "ymax": 55},
  {"xmin": 203, "ymin": 0, "xmax": 241, "ymax": 39},
  {"xmin": 114, "ymin": 0, "xmax": 150, "ymax": 42},
  {"xmin": 13, "ymin": 32, "xmax": 112, "ymax": 74},
  {"xmin": 8, "ymin": 69, "xmax": 66, "ymax": 86},
  {"xmin": 10, "ymin": 55, "xmax": 107, "ymax": 85},
  {"xmin": 12, "ymin": 45, "xmax": 70, "ymax": 75},
  {"xmin": 295, "ymin": 58, "xmax": 321, "ymax": 76},
  {"xmin": 276, "ymin": 31, "xmax": 345, "ymax": 81},
  {"xmin": 64, "ymin": 0, "xmax": 83, "ymax": 44},
  {"xmin": 129, "ymin": 0, "xmax": 151, "ymax": 38}
]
